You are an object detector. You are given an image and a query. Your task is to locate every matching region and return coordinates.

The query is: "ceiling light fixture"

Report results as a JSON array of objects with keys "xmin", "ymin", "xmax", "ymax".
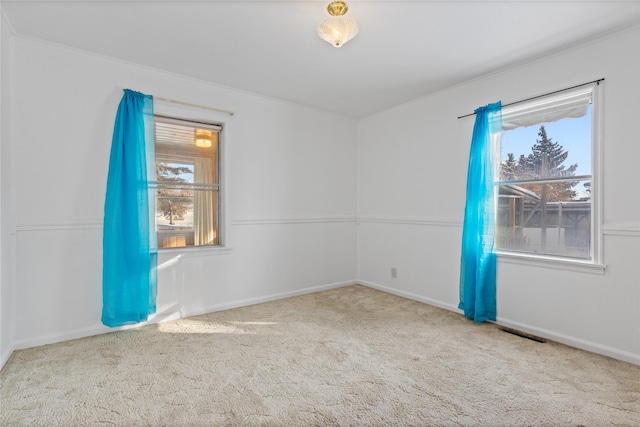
[{"xmin": 317, "ymin": 1, "xmax": 359, "ymax": 48}]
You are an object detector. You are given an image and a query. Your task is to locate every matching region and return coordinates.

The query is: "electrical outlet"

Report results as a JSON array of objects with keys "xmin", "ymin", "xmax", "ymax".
[{"xmin": 391, "ymin": 268, "xmax": 397, "ymax": 278}]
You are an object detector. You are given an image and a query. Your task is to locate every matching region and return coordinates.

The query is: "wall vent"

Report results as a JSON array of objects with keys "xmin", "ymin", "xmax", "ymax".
[{"xmin": 500, "ymin": 327, "xmax": 547, "ymax": 343}]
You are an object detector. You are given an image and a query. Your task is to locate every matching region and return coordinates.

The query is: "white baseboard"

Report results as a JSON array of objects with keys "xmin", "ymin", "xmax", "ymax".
[
  {"xmin": 163, "ymin": 279, "xmax": 358, "ymax": 322},
  {"xmin": 358, "ymin": 280, "xmax": 640, "ymax": 366},
  {"xmin": 358, "ymin": 280, "xmax": 460, "ymax": 313},
  {"xmin": 1, "ymin": 345, "xmax": 14, "ymax": 372},
  {"xmin": 13, "ymin": 279, "xmax": 359, "ymax": 351},
  {"xmin": 493, "ymin": 317, "xmax": 640, "ymax": 366}
]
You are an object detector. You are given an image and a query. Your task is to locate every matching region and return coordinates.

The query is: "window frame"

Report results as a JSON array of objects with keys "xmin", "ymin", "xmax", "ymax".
[
  {"xmin": 494, "ymin": 83, "xmax": 605, "ymax": 273},
  {"xmin": 153, "ymin": 100, "xmax": 231, "ymax": 255}
]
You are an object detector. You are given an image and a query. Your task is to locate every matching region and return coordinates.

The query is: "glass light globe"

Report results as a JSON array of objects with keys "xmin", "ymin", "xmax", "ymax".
[
  {"xmin": 318, "ymin": 16, "xmax": 359, "ymax": 48},
  {"xmin": 317, "ymin": 2, "xmax": 359, "ymax": 48}
]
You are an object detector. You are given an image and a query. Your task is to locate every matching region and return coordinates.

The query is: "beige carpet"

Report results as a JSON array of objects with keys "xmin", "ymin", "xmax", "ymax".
[{"xmin": 1, "ymin": 284, "xmax": 638, "ymax": 426}]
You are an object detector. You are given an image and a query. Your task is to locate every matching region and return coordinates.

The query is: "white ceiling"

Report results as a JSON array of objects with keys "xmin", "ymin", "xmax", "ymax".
[{"xmin": 3, "ymin": 0, "xmax": 640, "ymax": 118}]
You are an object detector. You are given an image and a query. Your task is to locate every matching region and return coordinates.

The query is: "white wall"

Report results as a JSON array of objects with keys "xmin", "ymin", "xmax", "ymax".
[
  {"xmin": 9, "ymin": 37, "xmax": 358, "ymax": 350},
  {"xmin": 357, "ymin": 27, "xmax": 640, "ymax": 364},
  {"xmin": 0, "ymin": 10, "xmax": 17, "ymax": 369}
]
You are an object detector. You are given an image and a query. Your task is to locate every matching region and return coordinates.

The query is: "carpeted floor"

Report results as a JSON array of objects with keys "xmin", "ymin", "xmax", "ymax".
[{"xmin": 1, "ymin": 284, "xmax": 639, "ymax": 426}]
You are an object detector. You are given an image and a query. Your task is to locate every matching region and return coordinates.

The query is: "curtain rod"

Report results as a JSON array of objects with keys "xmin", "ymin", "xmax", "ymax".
[
  {"xmin": 456, "ymin": 78, "xmax": 604, "ymax": 119},
  {"xmin": 155, "ymin": 96, "xmax": 235, "ymax": 116}
]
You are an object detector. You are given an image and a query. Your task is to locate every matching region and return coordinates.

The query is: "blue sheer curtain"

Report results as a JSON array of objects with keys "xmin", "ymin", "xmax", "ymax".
[
  {"xmin": 459, "ymin": 101, "xmax": 502, "ymax": 323},
  {"xmin": 102, "ymin": 89, "xmax": 157, "ymax": 327}
]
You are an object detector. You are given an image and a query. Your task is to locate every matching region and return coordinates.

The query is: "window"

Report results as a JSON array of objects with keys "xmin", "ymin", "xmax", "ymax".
[
  {"xmin": 495, "ymin": 84, "xmax": 600, "ymax": 262},
  {"xmin": 154, "ymin": 116, "xmax": 221, "ymax": 249}
]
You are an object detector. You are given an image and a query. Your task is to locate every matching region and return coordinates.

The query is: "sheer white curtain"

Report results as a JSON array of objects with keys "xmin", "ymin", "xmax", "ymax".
[{"xmin": 194, "ymin": 158, "xmax": 215, "ymax": 245}]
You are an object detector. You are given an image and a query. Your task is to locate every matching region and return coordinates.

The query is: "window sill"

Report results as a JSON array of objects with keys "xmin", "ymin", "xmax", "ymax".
[
  {"xmin": 158, "ymin": 245, "xmax": 233, "ymax": 259},
  {"xmin": 496, "ymin": 251, "xmax": 606, "ymax": 275}
]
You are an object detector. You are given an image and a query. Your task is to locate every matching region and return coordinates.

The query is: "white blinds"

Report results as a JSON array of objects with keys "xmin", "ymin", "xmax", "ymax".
[
  {"xmin": 501, "ymin": 84, "xmax": 594, "ymax": 131},
  {"xmin": 155, "ymin": 117, "xmax": 221, "ymax": 148}
]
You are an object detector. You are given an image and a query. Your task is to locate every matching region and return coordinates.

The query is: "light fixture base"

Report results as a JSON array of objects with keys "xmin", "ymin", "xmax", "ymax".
[{"xmin": 327, "ymin": 1, "xmax": 348, "ymax": 17}]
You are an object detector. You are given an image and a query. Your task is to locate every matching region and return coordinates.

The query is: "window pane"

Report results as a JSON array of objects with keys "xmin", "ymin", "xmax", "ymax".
[
  {"xmin": 155, "ymin": 116, "xmax": 221, "ymax": 249},
  {"xmin": 501, "ymin": 106, "xmax": 592, "ymax": 181},
  {"xmin": 157, "ymin": 162, "xmax": 194, "ymax": 184},
  {"xmin": 496, "ymin": 180, "xmax": 591, "ymax": 259},
  {"xmin": 157, "ymin": 192, "xmax": 194, "ymax": 248}
]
